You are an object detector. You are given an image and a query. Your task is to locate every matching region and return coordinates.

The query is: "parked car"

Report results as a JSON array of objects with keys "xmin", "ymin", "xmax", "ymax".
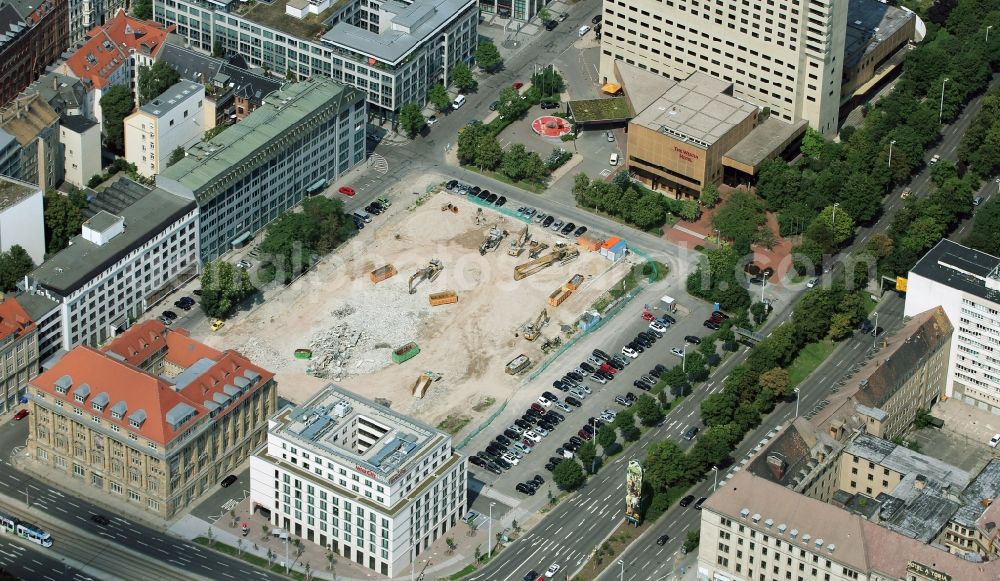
[
  {"xmin": 679, "ymin": 495, "xmax": 695, "ymax": 507},
  {"xmin": 573, "ymin": 226, "xmax": 588, "ymax": 237},
  {"xmin": 541, "ymin": 100, "xmax": 559, "ymax": 109},
  {"xmin": 542, "ymin": 215, "xmax": 555, "ymax": 228},
  {"xmin": 694, "ymin": 497, "xmax": 707, "ymax": 510},
  {"xmin": 13, "ymin": 409, "xmax": 28, "ymax": 421},
  {"xmin": 565, "ymin": 396, "xmax": 583, "ymax": 407},
  {"xmin": 516, "ymin": 482, "xmax": 535, "ymax": 495},
  {"xmin": 337, "ymin": 186, "xmax": 356, "ymax": 196},
  {"xmin": 685, "ymin": 335, "xmax": 702, "ymax": 344},
  {"xmin": 592, "ymin": 14, "xmax": 602, "ymax": 24},
  {"xmin": 704, "ymin": 320, "xmax": 721, "ymax": 330},
  {"xmin": 550, "ymin": 219, "xmax": 564, "ymax": 232},
  {"xmin": 622, "ymin": 346, "xmax": 638, "ymax": 358},
  {"xmin": 683, "ymin": 426, "xmax": 700, "ymax": 440},
  {"xmin": 555, "ymin": 402, "xmax": 573, "ymax": 413},
  {"xmin": 544, "ymin": 19, "xmax": 558, "ymax": 31},
  {"xmin": 560, "ymin": 222, "xmax": 576, "ymax": 235},
  {"xmin": 221, "ymin": 475, "xmax": 238, "ymax": 488}
]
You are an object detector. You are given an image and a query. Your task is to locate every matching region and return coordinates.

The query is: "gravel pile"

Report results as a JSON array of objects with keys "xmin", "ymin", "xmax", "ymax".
[{"xmin": 235, "ymin": 337, "xmax": 288, "ymax": 372}]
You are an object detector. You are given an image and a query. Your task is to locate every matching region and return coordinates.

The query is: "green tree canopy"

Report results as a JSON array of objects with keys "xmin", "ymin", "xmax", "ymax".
[
  {"xmin": 700, "ymin": 183, "xmax": 721, "ymax": 208},
  {"xmin": 500, "ymin": 144, "xmax": 547, "ymax": 183},
  {"xmin": 712, "ymin": 190, "xmax": 769, "ymax": 245},
  {"xmin": 132, "ymin": 0, "xmax": 152, "ymax": 19},
  {"xmin": 643, "ymin": 440, "xmax": 687, "ymax": 491},
  {"xmin": 428, "ymin": 84, "xmax": 450, "ymax": 112},
  {"xmin": 398, "ymin": 103, "xmax": 426, "ymax": 138},
  {"xmin": 0, "ymin": 245, "xmax": 35, "ymax": 292},
  {"xmin": 100, "ymin": 85, "xmax": 135, "ymax": 152},
  {"xmin": 138, "ymin": 62, "xmax": 181, "ymax": 105},
  {"xmin": 634, "ymin": 394, "xmax": 664, "ymax": 426},
  {"xmin": 552, "ymin": 459, "xmax": 586, "ymax": 490},
  {"xmin": 475, "ymin": 41, "xmax": 503, "ymax": 72},
  {"xmin": 451, "ymin": 62, "xmax": 475, "ymax": 92},
  {"xmin": 577, "ymin": 441, "xmax": 597, "ymax": 473},
  {"xmin": 43, "ymin": 190, "xmax": 86, "ymax": 253},
  {"xmin": 457, "ymin": 123, "xmax": 489, "ymax": 165},
  {"xmin": 596, "ymin": 424, "xmax": 616, "ymax": 451},
  {"xmin": 167, "ymin": 147, "xmax": 185, "ymax": 168},
  {"xmin": 199, "ymin": 260, "xmax": 255, "ymax": 318}
]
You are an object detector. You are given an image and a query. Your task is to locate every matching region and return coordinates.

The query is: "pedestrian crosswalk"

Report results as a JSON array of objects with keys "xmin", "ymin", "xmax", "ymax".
[{"xmin": 368, "ymin": 153, "xmax": 389, "ymax": 174}]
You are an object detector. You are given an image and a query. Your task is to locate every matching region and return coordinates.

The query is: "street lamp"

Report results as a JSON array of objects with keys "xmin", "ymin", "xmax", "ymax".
[
  {"xmin": 618, "ymin": 559, "xmax": 625, "ymax": 581},
  {"xmin": 888, "ymin": 140, "xmax": 896, "ymax": 169},
  {"xmin": 794, "ymin": 387, "xmax": 801, "ymax": 418},
  {"xmin": 988, "ymin": 25, "xmax": 993, "ymax": 43},
  {"xmin": 488, "ymin": 502, "xmax": 496, "ymax": 559},
  {"xmin": 872, "ymin": 312, "xmax": 880, "ymax": 351},
  {"xmin": 939, "ymin": 78, "xmax": 949, "ymax": 124},
  {"xmin": 590, "ymin": 417, "xmax": 598, "ymax": 473},
  {"xmin": 682, "ymin": 343, "xmax": 688, "ymax": 372},
  {"xmin": 831, "ymin": 202, "xmax": 840, "ymax": 229},
  {"xmin": 760, "ymin": 277, "xmax": 767, "ymax": 304}
]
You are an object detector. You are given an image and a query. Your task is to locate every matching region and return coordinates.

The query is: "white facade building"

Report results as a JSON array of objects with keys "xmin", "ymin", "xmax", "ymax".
[
  {"xmin": 22, "ymin": 185, "xmax": 199, "ymax": 361},
  {"xmin": 67, "ymin": 0, "xmax": 127, "ymax": 44},
  {"xmin": 904, "ymin": 239, "xmax": 1000, "ymax": 413},
  {"xmin": 0, "ymin": 175, "xmax": 45, "ymax": 265},
  {"xmin": 125, "ymin": 81, "xmax": 205, "ymax": 178},
  {"xmin": 59, "ymin": 115, "xmax": 102, "ymax": 188},
  {"xmin": 250, "ymin": 384, "xmax": 467, "ymax": 577}
]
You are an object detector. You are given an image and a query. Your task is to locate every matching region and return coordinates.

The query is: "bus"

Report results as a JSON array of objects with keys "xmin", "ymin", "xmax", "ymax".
[{"xmin": 0, "ymin": 512, "xmax": 53, "ymax": 548}]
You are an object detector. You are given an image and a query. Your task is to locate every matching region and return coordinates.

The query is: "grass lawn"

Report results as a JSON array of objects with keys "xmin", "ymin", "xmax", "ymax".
[
  {"xmin": 787, "ymin": 340, "xmax": 836, "ymax": 387},
  {"xmin": 437, "ymin": 414, "xmax": 472, "ymax": 434},
  {"xmin": 568, "ymin": 97, "xmax": 631, "ymax": 122},
  {"xmin": 464, "ymin": 166, "xmax": 548, "ymax": 193}
]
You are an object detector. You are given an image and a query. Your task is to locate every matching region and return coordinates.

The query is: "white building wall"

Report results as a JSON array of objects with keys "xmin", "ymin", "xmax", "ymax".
[
  {"xmin": 60, "ymin": 123, "xmax": 102, "ymax": 188},
  {"xmin": 0, "ymin": 184, "xmax": 45, "ymax": 264}
]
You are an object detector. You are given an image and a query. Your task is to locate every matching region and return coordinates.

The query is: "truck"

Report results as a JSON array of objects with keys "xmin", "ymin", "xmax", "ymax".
[
  {"xmin": 661, "ymin": 296, "xmax": 677, "ymax": 312},
  {"xmin": 352, "ymin": 209, "xmax": 372, "ymax": 223}
]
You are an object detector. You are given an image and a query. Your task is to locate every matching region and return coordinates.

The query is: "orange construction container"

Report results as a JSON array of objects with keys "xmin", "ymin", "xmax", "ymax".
[
  {"xmin": 428, "ymin": 290, "xmax": 458, "ymax": 306},
  {"xmin": 601, "ymin": 236, "xmax": 621, "ymax": 251},
  {"xmin": 564, "ymin": 274, "xmax": 584, "ymax": 291},
  {"xmin": 577, "ymin": 235, "xmax": 602, "ymax": 251},
  {"xmin": 370, "ymin": 264, "xmax": 397, "ymax": 283},
  {"xmin": 548, "ymin": 288, "xmax": 572, "ymax": 307}
]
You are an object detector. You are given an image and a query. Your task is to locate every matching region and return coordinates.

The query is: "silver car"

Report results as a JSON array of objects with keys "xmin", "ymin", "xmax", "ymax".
[
  {"xmin": 569, "ymin": 388, "xmax": 587, "ymax": 400},
  {"xmin": 550, "ymin": 219, "xmax": 564, "ymax": 232}
]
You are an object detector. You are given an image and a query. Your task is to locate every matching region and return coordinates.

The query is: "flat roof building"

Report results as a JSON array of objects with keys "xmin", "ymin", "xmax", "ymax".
[
  {"xmin": 250, "ymin": 384, "xmax": 467, "ymax": 577},
  {"xmin": 0, "ymin": 175, "xmax": 44, "ymax": 264},
  {"xmin": 124, "ymin": 81, "xmax": 205, "ymax": 178},
  {"xmin": 904, "ymin": 240, "xmax": 1000, "ymax": 412}
]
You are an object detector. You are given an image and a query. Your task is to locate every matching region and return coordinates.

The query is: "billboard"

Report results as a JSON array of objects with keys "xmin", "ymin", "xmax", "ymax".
[
  {"xmin": 896, "ymin": 277, "xmax": 908, "ymax": 292},
  {"xmin": 625, "ymin": 460, "xmax": 643, "ymax": 524}
]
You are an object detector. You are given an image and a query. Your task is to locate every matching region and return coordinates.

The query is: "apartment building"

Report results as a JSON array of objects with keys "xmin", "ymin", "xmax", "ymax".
[
  {"xmin": 124, "ymin": 81, "xmax": 205, "ymax": 178},
  {"xmin": 153, "ymin": 0, "xmax": 478, "ymax": 119},
  {"xmin": 157, "ymin": 78, "xmax": 364, "ymax": 261},
  {"xmin": 22, "ymin": 185, "xmax": 198, "ymax": 361},
  {"xmin": 250, "ymin": 384, "xmax": 467, "ymax": 577},
  {"xmin": 26, "ymin": 320, "xmax": 276, "ymax": 518},
  {"xmin": 68, "ymin": 0, "xmax": 128, "ymax": 45},
  {"xmin": 599, "ymin": 0, "xmax": 915, "ymax": 135},
  {"xmin": 0, "ymin": 298, "xmax": 39, "ymax": 414},
  {"xmin": 59, "ymin": 115, "xmax": 102, "ymax": 188},
  {"xmin": 0, "ymin": 175, "xmax": 45, "ymax": 265},
  {"xmin": 0, "ymin": 95, "xmax": 61, "ymax": 191},
  {"xmin": 903, "ymin": 240, "xmax": 1000, "ymax": 413},
  {"xmin": 0, "ymin": 0, "xmax": 69, "ymax": 108},
  {"xmin": 59, "ymin": 11, "xmax": 174, "ymax": 124}
]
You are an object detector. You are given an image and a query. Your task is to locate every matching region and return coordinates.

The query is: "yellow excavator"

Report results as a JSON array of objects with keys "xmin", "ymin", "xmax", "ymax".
[
  {"xmin": 508, "ymin": 225, "xmax": 531, "ymax": 257},
  {"xmin": 513, "ymin": 244, "xmax": 580, "ymax": 281},
  {"xmin": 408, "ymin": 259, "xmax": 443, "ymax": 294},
  {"xmin": 523, "ymin": 308, "xmax": 549, "ymax": 341}
]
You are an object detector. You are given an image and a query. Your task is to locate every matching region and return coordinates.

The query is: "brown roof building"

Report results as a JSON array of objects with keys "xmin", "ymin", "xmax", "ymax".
[
  {"xmin": 0, "ymin": 0, "xmax": 69, "ymax": 108},
  {"xmin": 26, "ymin": 320, "xmax": 277, "ymax": 518}
]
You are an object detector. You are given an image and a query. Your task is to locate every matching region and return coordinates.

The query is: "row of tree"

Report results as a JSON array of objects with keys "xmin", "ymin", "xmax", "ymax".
[
  {"xmin": 457, "ymin": 122, "xmax": 550, "ymax": 184},
  {"xmin": 958, "ymin": 85, "xmax": 1000, "ymax": 256},
  {"xmin": 571, "ymin": 172, "xmax": 700, "ymax": 231},
  {"xmin": 256, "ymin": 196, "xmax": 357, "ymax": 285}
]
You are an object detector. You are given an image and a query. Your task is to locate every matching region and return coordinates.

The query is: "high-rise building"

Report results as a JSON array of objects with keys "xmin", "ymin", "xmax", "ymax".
[
  {"xmin": 903, "ymin": 240, "xmax": 1000, "ymax": 413},
  {"xmin": 157, "ymin": 77, "xmax": 366, "ymax": 261},
  {"xmin": 0, "ymin": 0, "xmax": 69, "ymax": 108},
  {"xmin": 26, "ymin": 320, "xmax": 276, "ymax": 518},
  {"xmin": 249, "ymin": 384, "xmax": 467, "ymax": 577},
  {"xmin": 599, "ymin": 0, "xmax": 915, "ymax": 134}
]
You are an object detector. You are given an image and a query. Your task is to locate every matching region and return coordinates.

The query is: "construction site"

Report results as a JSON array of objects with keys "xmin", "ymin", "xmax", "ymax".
[{"xmin": 200, "ymin": 177, "xmax": 635, "ymax": 429}]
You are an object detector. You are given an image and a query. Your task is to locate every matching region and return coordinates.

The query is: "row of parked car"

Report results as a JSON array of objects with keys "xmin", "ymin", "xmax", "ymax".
[
  {"xmin": 446, "ymin": 179, "xmax": 593, "ymax": 241},
  {"xmin": 445, "ymin": 180, "xmax": 509, "ymax": 207}
]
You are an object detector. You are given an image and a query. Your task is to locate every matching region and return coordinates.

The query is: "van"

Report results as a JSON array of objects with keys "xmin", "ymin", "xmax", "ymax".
[
  {"xmin": 578, "ymin": 25, "xmax": 591, "ymax": 36},
  {"xmin": 974, "ymin": 196, "xmax": 984, "ymax": 206},
  {"xmin": 352, "ymin": 209, "xmax": 372, "ymax": 223},
  {"xmin": 452, "ymin": 94, "xmax": 466, "ymax": 109}
]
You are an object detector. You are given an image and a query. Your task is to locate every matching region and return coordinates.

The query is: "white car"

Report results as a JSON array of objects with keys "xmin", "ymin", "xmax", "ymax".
[
  {"xmin": 600, "ymin": 412, "xmax": 616, "ymax": 423},
  {"xmin": 649, "ymin": 321, "xmax": 668, "ymax": 333},
  {"xmin": 555, "ymin": 401, "xmax": 574, "ymax": 413},
  {"xmin": 670, "ymin": 347, "xmax": 685, "ymax": 358},
  {"xmin": 621, "ymin": 346, "xmax": 638, "ymax": 358},
  {"xmin": 537, "ymin": 396, "xmax": 552, "ymax": 407},
  {"xmin": 602, "ymin": 408, "xmax": 618, "ymax": 419},
  {"xmin": 590, "ymin": 373, "xmax": 607, "ymax": 384},
  {"xmin": 610, "ymin": 152, "xmax": 619, "ymax": 166},
  {"xmin": 534, "ymin": 426, "xmax": 549, "ymax": 437},
  {"xmin": 508, "ymin": 425, "xmax": 523, "ymax": 435},
  {"xmin": 569, "ymin": 388, "xmax": 588, "ymax": 400},
  {"xmin": 524, "ymin": 430, "xmax": 542, "ymax": 443},
  {"xmin": 929, "ymin": 154, "xmax": 940, "ymax": 165},
  {"xmin": 578, "ymin": 25, "xmax": 591, "ymax": 36},
  {"xmin": 991, "ymin": 434, "xmax": 1000, "ymax": 448},
  {"xmin": 501, "ymin": 452, "xmax": 520, "ymax": 466},
  {"xmin": 546, "ymin": 564, "xmax": 562, "ymax": 578},
  {"xmin": 806, "ymin": 278, "xmax": 818, "ymax": 288},
  {"xmin": 514, "ymin": 442, "xmax": 532, "ymax": 454},
  {"xmin": 508, "ymin": 448, "xmax": 523, "ymax": 459}
]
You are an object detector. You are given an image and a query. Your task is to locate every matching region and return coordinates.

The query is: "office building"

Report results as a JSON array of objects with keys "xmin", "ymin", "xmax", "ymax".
[
  {"xmin": 153, "ymin": 0, "xmax": 478, "ymax": 119},
  {"xmin": 155, "ymin": 42, "xmax": 284, "ymax": 126},
  {"xmin": 599, "ymin": 0, "xmax": 915, "ymax": 134},
  {"xmin": 157, "ymin": 78, "xmax": 365, "ymax": 261},
  {"xmin": 0, "ymin": 95, "xmax": 61, "ymax": 190},
  {"xmin": 0, "ymin": 0, "xmax": 69, "ymax": 108},
  {"xmin": 26, "ymin": 320, "xmax": 276, "ymax": 518},
  {"xmin": 124, "ymin": 81, "xmax": 205, "ymax": 178},
  {"xmin": 59, "ymin": 11, "xmax": 174, "ymax": 124},
  {"xmin": 0, "ymin": 175, "xmax": 45, "ymax": 264},
  {"xmin": 59, "ymin": 115, "xmax": 102, "ymax": 188},
  {"xmin": 0, "ymin": 297, "xmax": 39, "ymax": 414},
  {"xmin": 22, "ymin": 184, "xmax": 198, "ymax": 361},
  {"xmin": 903, "ymin": 240, "xmax": 1000, "ymax": 413},
  {"xmin": 249, "ymin": 384, "xmax": 467, "ymax": 577}
]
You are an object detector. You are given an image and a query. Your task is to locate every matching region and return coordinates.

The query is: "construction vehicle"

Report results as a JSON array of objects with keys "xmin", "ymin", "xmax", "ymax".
[
  {"xmin": 429, "ymin": 290, "xmax": 458, "ymax": 306},
  {"xmin": 408, "ymin": 259, "xmax": 443, "ymax": 294},
  {"xmin": 564, "ymin": 274, "xmax": 584, "ymax": 291},
  {"xmin": 475, "ymin": 208, "xmax": 486, "ymax": 225},
  {"xmin": 513, "ymin": 243, "xmax": 580, "ymax": 281},
  {"xmin": 392, "ymin": 342, "xmax": 420, "ymax": 364},
  {"xmin": 527, "ymin": 240, "xmax": 549, "ymax": 259},
  {"xmin": 508, "ymin": 225, "xmax": 531, "ymax": 257},
  {"xmin": 479, "ymin": 226, "xmax": 506, "ymax": 255},
  {"xmin": 522, "ymin": 308, "xmax": 549, "ymax": 341},
  {"xmin": 370, "ymin": 264, "xmax": 397, "ymax": 283},
  {"xmin": 540, "ymin": 336, "xmax": 562, "ymax": 353}
]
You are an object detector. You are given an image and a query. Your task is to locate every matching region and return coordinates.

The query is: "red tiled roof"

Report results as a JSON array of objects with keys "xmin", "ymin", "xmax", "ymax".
[
  {"xmin": 32, "ymin": 322, "xmax": 273, "ymax": 446},
  {"xmin": 0, "ymin": 298, "xmax": 36, "ymax": 341},
  {"xmin": 64, "ymin": 10, "xmax": 174, "ymax": 90}
]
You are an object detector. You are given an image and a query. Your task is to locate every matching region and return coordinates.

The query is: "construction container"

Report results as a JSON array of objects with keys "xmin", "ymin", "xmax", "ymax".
[
  {"xmin": 548, "ymin": 288, "xmax": 572, "ymax": 307},
  {"xmin": 599, "ymin": 236, "xmax": 621, "ymax": 259},
  {"xmin": 370, "ymin": 264, "xmax": 397, "ymax": 283},
  {"xmin": 506, "ymin": 354, "xmax": 531, "ymax": 375},
  {"xmin": 428, "ymin": 290, "xmax": 458, "ymax": 306},
  {"xmin": 412, "ymin": 374, "xmax": 433, "ymax": 398},
  {"xmin": 577, "ymin": 235, "xmax": 602, "ymax": 251},
  {"xmin": 392, "ymin": 342, "xmax": 420, "ymax": 364},
  {"xmin": 564, "ymin": 274, "xmax": 584, "ymax": 291},
  {"xmin": 604, "ymin": 239, "xmax": 627, "ymax": 262}
]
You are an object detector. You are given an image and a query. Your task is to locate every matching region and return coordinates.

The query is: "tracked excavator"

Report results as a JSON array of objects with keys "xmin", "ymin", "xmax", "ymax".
[
  {"xmin": 479, "ymin": 226, "xmax": 507, "ymax": 255},
  {"xmin": 522, "ymin": 308, "xmax": 549, "ymax": 341},
  {"xmin": 408, "ymin": 259, "xmax": 443, "ymax": 294},
  {"xmin": 512, "ymin": 243, "xmax": 580, "ymax": 281},
  {"xmin": 508, "ymin": 225, "xmax": 531, "ymax": 257}
]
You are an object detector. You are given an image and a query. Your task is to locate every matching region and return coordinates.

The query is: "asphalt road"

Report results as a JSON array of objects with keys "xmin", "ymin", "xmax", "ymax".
[{"xmin": 0, "ymin": 419, "xmax": 282, "ymax": 581}]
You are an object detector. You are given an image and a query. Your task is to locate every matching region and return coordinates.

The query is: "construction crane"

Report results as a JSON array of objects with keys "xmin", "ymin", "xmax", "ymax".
[
  {"xmin": 408, "ymin": 259, "xmax": 443, "ymax": 294},
  {"xmin": 513, "ymin": 244, "xmax": 580, "ymax": 281},
  {"xmin": 479, "ymin": 226, "xmax": 506, "ymax": 255},
  {"xmin": 523, "ymin": 308, "xmax": 549, "ymax": 341},
  {"xmin": 508, "ymin": 225, "xmax": 531, "ymax": 257}
]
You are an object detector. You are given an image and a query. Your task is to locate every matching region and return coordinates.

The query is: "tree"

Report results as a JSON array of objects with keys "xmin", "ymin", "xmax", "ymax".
[
  {"xmin": 457, "ymin": 122, "xmax": 489, "ymax": 165},
  {"xmin": 683, "ymin": 530, "xmax": 700, "ymax": 554},
  {"xmin": 552, "ymin": 459, "xmax": 586, "ymax": 490},
  {"xmin": 700, "ymin": 183, "xmax": 721, "ymax": 208},
  {"xmin": 537, "ymin": 7, "xmax": 551, "ymax": 22},
  {"xmin": 132, "ymin": 0, "xmax": 152, "ymax": 19},
  {"xmin": 0, "ymin": 246, "xmax": 34, "ymax": 292},
  {"xmin": 100, "ymin": 85, "xmax": 135, "ymax": 152},
  {"xmin": 620, "ymin": 424, "xmax": 640, "ymax": 442},
  {"xmin": 612, "ymin": 409, "xmax": 635, "ymax": 432},
  {"xmin": 475, "ymin": 40, "xmax": 503, "ymax": 72},
  {"xmin": 644, "ymin": 440, "xmax": 687, "ymax": 491},
  {"xmin": 43, "ymin": 190, "xmax": 86, "ymax": 253},
  {"xmin": 451, "ymin": 62, "xmax": 475, "ymax": 92},
  {"xmin": 800, "ymin": 127, "xmax": 825, "ymax": 158},
  {"xmin": 596, "ymin": 424, "xmax": 616, "ymax": 451},
  {"xmin": 167, "ymin": 146, "xmax": 185, "ymax": 168},
  {"xmin": 138, "ymin": 62, "xmax": 181, "ymax": 105},
  {"xmin": 428, "ymin": 83, "xmax": 451, "ymax": 111},
  {"xmin": 212, "ymin": 39, "xmax": 225, "ymax": 58},
  {"xmin": 501, "ymin": 144, "xmax": 547, "ymax": 182},
  {"xmin": 712, "ymin": 190, "xmax": 769, "ymax": 245},
  {"xmin": 446, "ymin": 538, "xmax": 457, "ymax": 554},
  {"xmin": 965, "ymin": 197, "xmax": 1000, "ymax": 255},
  {"xmin": 811, "ymin": 205, "xmax": 855, "ymax": 246},
  {"xmin": 577, "ymin": 441, "xmax": 597, "ymax": 473},
  {"xmin": 474, "ymin": 135, "xmax": 504, "ymax": 171},
  {"xmin": 634, "ymin": 395, "xmax": 663, "ymax": 426},
  {"xmin": 750, "ymin": 301, "xmax": 769, "ymax": 324},
  {"xmin": 398, "ymin": 103, "xmax": 426, "ymax": 138},
  {"xmin": 759, "ymin": 368, "xmax": 791, "ymax": 398},
  {"xmin": 199, "ymin": 259, "xmax": 255, "ymax": 318}
]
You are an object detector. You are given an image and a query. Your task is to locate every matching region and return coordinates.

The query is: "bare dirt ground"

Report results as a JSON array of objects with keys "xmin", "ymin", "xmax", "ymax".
[{"xmin": 202, "ymin": 172, "xmax": 630, "ymax": 429}]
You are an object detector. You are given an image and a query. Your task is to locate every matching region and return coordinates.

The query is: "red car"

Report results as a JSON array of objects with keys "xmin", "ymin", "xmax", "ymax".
[
  {"xmin": 338, "ymin": 186, "xmax": 356, "ymax": 196},
  {"xmin": 13, "ymin": 409, "xmax": 28, "ymax": 421},
  {"xmin": 600, "ymin": 363, "xmax": 618, "ymax": 374},
  {"xmin": 642, "ymin": 311, "xmax": 655, "ymax": 321},
  {"xmin": 577, "ymin": 429, "xmax": 593, "ymax": 441},
  {"xmin": 530, "ymin": 402, "xmax": 544, "ymax": 413},
  {"xmin": 512, "ymin": 81, "xmax": 523, "ymax": 89}
]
